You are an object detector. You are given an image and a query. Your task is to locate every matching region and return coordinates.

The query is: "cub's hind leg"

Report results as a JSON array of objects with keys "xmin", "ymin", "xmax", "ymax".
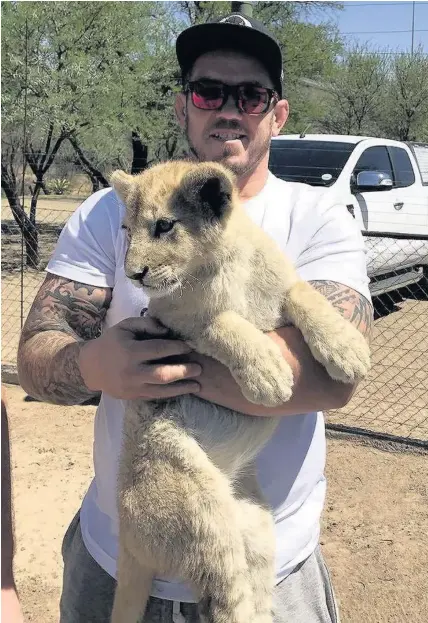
[
  {"xmin": 111, "ymin": 544, "xmax": 153, "ymax": 623},
  {"xmin": 234, "ymin": 470, "xmax": 276, "ymax": 623}
]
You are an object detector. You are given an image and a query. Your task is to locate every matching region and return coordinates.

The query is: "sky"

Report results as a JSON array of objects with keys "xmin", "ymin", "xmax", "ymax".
[{"xmin": 307, "ymin": 0, "xmax": 428, "ymax": 54}]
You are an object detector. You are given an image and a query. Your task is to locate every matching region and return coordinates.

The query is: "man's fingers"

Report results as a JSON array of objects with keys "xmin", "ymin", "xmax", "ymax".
[
  {"xmin": 142, "ymin": 362, "xmax": 202, "ymax": 385},
  {"xmin": 132, "ymin": 339, "xmax": 193, "ymax": 361},
  {"xmin": 119, "ymin": 377, "xmax": 200, "ymax": 400},
  {"xmin": 144, "ymin": 380, "xmax": 201, "ymax": 398},
  {"xmin": 117, "ymin": 316, "xmax": 169, "ymax": 337}
]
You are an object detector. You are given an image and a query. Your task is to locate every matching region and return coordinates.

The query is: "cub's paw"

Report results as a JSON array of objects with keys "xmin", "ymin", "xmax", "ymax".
[
  {"xmin": 308, "ymin": 322, "xmax": 371, "ymax": 383},
  {"xmin": 233, "ymin": 342, "xmax": 294, "ymax": 407}
]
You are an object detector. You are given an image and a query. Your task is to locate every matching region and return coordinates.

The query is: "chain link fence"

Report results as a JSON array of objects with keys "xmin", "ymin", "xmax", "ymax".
[
  {"xmin": 327, "ymin": 231, "xmax": 428, "ymax": 445},
  {"xmin": 1, "ymin": 196, "xmax": 82, "ymax": 364},
  {"xmin": 2, "ymin": 202, "xmax": 428, "ymax": 443}
]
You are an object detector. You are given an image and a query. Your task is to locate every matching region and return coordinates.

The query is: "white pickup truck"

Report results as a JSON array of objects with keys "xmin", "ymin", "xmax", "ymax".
[{"xmin": 269, "ymin": 134, "xmax": 428, "ymax": 297}]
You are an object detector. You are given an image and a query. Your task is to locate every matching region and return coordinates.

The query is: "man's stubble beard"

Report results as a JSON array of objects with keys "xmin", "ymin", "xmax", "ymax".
[{"xmin": 185, "ymin": 116, "xmax": 273, "ymax": 178}]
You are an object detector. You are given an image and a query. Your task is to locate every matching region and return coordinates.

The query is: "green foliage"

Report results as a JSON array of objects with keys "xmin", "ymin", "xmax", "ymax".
[
  {"xmin": 377, "ymin": 48, "xmax": 428, "ymax": 142},
  {"xmin": 2, "ymin": 0, "xmax": 427, "ymax": 203},
  {"xmin": 252, "ymin": 2, "xmax": 343, "ymax": 134},
  {"xmin": 314, "ymin": 45, "xmax": 428, "ymax": 141},
  {"xmin": 1, "ymin": 1, "xmax": 164, "ymax": 169},
  {"xmin": 318, "ymin": 45, "xmax": 388, "ymax": 136},
  {"xmin": 47, "ymin": 177, "xmax": 71, "ymax": 195}
]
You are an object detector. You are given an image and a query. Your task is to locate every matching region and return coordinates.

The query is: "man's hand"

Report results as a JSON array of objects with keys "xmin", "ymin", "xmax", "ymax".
[
  {"xmin": 79, "ymin": 315, "xmax": 202, "ymax": 400},
  {"xmin": 17, "ymin": 274, "xmax": 201, "ymax": 405}
]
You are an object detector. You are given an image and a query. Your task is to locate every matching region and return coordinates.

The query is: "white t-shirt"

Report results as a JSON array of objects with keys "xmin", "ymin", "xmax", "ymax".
[{"xmin": 48, "ymin": 172, "xmax": 370, "ymax": 603}]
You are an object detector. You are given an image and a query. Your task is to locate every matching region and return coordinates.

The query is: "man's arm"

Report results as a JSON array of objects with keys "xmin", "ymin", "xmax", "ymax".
[
  {"xmin": 17, "ymin": 273, "xmax": 112, "ymax": 405},
  {"xmin": 309, "ymin": 280, "xmax": 373, "ymax": 340},
  {"xmin": 193, "ymin": 280, "xmax": 373, "ymax": 417}
]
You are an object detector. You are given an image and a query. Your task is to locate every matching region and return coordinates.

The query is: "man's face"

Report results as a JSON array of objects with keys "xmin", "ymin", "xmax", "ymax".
[{"xmin": 175, "ymin": 50, "xmax": 288, "ymax": 177}]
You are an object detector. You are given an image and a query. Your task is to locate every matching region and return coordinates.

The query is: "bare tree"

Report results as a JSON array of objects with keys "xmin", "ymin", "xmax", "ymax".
[
  {"xmin": 320, "ymin": 45, "xmax": 387, "ymax": 135},
  {"xmin": 1, "ymin": 136, "xmax": 39, "ymax": 268},
  {"xmin": 379, "ymin": 48, "xmax": 428, "ymax": 141}
]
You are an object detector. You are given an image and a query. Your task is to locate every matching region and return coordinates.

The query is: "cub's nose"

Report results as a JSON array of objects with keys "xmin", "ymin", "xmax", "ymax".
[{"xmin": 127, "ymin": 266, "xmax": 149, "ymax": 282}]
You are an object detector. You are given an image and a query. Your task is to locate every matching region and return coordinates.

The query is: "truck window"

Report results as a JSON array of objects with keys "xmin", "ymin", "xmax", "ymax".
[
  {"xmin": 409, "ymin": 143, "xmax": 428, "ymax": 185},
  {"xmin": 268, "ymin": 140, "xmax": 355, "ymax": 186},
  {"xmin": 353, "ymin": 146, "xmax": 393, "ymax": 181},
  {"xmin": 388, "ymin": 146, "xmax": 415, "ymax": 188}
]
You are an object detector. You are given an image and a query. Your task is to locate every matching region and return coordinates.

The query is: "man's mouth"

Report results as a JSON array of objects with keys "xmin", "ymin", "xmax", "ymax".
[{"xmin": 210, "ymin": 131, "xmax": 246, "ymax": 141}]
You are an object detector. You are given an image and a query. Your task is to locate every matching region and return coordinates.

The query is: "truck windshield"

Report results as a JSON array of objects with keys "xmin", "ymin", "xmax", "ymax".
[{"xmin": 269, "ymin": 140, "xmax": 356, "ymax": 186}]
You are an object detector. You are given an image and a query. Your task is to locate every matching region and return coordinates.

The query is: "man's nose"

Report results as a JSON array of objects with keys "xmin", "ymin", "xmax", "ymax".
[{"xmin": 219, "ymin": 93, "xmax": 242, "ymax": 118}]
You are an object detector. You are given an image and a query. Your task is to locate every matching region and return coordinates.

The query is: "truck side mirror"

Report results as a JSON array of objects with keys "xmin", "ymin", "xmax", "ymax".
[{"xmin": 355, "ymin": 170, "xmax": 393, "ymax": 190}]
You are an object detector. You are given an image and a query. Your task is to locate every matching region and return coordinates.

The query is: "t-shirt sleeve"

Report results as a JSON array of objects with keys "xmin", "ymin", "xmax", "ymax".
[
  {"xmin": 295, "ymin": 198, "xmax": 372, "ymax": 302},
  {"xmin": 47, "ymin": 188, "xmax": 123, "ymax": 288}
]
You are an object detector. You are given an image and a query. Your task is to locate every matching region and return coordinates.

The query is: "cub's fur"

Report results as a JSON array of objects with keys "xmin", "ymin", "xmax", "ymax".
[{"xmin": 110, "ymin": 161, "xmax": 371, "ymax": 623}]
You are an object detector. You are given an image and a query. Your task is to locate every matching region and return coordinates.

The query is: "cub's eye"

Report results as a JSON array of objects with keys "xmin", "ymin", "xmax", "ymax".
[{"xmin": 154, "ymin": 219, "xmax": 175, "ymax": 237}]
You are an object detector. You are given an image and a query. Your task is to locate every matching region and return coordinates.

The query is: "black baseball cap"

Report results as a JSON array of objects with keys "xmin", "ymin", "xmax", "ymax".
[{"xmin": 176, "ymin": 13, "xmax": 284, "ymax": 98}]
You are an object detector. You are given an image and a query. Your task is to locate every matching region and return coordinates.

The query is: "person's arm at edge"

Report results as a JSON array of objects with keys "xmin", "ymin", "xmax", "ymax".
[
  {"xmin": 1, "ymin": 387, "xmax": 25, "ymax": 622},
  {"xmin": 192, "ymin": 280, "xmax": 373, "ymax": 417}
]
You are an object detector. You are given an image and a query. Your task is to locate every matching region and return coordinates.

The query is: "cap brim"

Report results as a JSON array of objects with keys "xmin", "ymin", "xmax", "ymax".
[{"xmin": 176, "ymin": 22, "xmax": 283, "ymax": 96}]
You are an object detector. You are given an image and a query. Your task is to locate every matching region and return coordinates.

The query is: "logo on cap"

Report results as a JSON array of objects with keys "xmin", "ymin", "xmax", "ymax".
[{"xmin": 220, "ymin": 14, "xmax": 252, "ymax": 28}]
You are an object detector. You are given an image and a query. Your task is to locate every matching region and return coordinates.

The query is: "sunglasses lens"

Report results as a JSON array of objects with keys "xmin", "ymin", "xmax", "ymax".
[
  {"xmin": 188, "ymin": 81, "xmax": 274, "ymax": 114},
  {"xmin": 239, "ymin": 86, "xmax": 271, "ymax": 114},
  {"xmin": 192, "ymin": 82, "xmax": 224, "ymax": 110}
]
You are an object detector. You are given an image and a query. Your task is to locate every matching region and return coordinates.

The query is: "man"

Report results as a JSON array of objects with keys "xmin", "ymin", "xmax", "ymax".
[{"xmin": 17, "ymin": 13, "xmax": 372, "ymax": 623}]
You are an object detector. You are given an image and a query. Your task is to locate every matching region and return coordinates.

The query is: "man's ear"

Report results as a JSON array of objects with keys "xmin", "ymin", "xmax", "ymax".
[
  {"xmin": 186, "ymin": 166, "xmax": 234, "ymax": 221},
  {"xmin": 110, "ymin": 170, "xmax": 134, "ymax": 204},
  {"xmin": 272, "ymin": 99, "xmax": 289, "ymax": 137},
  {"xmin": 175, "ymin": 92, "xmax": 187, "ymax": 129}
]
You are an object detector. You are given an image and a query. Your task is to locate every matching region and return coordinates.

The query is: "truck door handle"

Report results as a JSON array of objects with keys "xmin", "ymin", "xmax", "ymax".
[{"xmin": 394, "ymin": 202, "xmax": 404, "ymax": 210}]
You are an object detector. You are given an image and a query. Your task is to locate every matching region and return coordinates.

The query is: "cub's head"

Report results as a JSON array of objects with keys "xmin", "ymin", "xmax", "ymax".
[{"xmin": 110, "ymin": 160, "xmax": 237, "ymax": 298}]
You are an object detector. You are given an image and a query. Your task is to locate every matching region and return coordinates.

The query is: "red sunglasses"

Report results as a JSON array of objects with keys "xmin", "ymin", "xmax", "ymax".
[{"xmin": 185, "ymin": 80, "xmax": 278, "ymax": 115}]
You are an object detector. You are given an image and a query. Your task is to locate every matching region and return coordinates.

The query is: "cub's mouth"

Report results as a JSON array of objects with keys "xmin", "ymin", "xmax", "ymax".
[{"xmin": 131, "ymin": 277, "xmax": 181, "ymax": 298}]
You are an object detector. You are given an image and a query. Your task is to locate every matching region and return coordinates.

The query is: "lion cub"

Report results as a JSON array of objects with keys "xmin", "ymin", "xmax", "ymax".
[{"xmin": 110, "ymin": 161, "xmax": 371, "ymax": 623}]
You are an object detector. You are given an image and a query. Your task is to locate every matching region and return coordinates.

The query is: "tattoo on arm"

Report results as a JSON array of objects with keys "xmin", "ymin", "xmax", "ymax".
[
  {"xmin": 18, "ymin": 274, "xmax": 112, "ymax": 405},
  {"xmin": 309, "ymin": 280, "xmax": 373, "ymax": 339}
]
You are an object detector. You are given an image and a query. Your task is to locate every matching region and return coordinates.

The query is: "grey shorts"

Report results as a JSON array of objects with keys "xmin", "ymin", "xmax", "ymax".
[{"xmin": 60, "ymin": 511, "xmax": 340, "ymax": 623}]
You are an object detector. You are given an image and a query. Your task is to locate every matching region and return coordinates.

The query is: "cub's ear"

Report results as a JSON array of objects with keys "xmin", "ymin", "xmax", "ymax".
[
  {"xmin": 110, "ymin": 170, "xmax": 134, "ymax": 204},
  {"xmin": 188, "ymin": 168, "xmax": 234, "ymax": 220}
]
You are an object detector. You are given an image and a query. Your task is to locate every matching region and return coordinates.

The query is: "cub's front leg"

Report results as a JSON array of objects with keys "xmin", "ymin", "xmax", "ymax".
[
  {"xmin": 190, "ymin": 311, "xmax": 294, "ymax": 407},
  {"xmin": 282, "ymin": 281, "xmax": 371, "ymax": 383}
]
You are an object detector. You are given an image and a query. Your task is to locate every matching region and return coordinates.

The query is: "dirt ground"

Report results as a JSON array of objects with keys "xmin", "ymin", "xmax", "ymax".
[
  {"xmin": 4, "ymin": 383, "xmax": 427, "ymax": 623},
  {"xmin": 328, "ymin": 290, "xmax": 428, "ymax": 441}
]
